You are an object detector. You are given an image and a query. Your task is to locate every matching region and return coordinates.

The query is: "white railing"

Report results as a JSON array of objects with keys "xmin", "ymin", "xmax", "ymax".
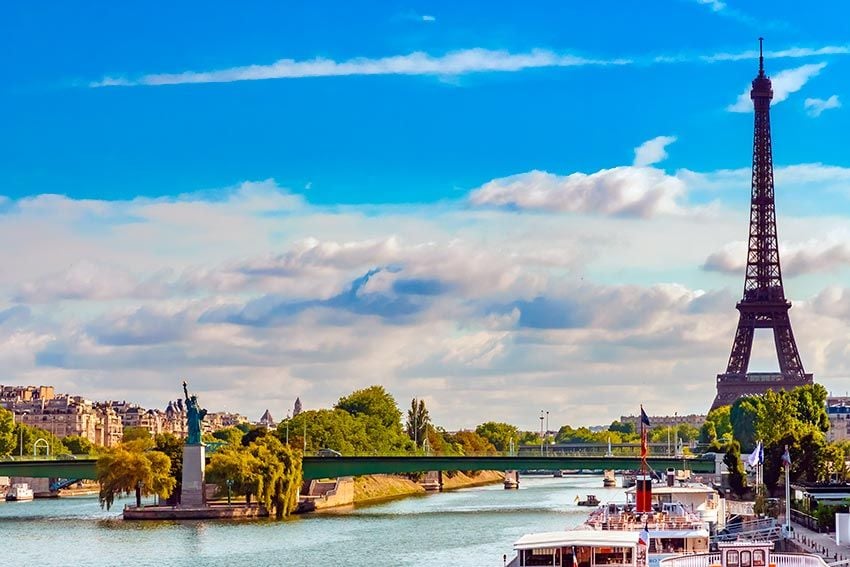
[
  {"xmin": 659, "ymin": 553, "xmax": 720, "ymax": 567},
  {"xmin": 660, "ymin": 554, "xmax": 829, "ymax": 567}
]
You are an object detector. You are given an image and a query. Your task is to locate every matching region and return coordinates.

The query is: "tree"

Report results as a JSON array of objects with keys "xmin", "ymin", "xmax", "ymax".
[
  {"xmin": 62, "ymin": 435, "xmax": 94, "ymax": 455},
  {"xmin": 701, "ymin": 405, "xmax": 732, "ymax": 444},
  {"xmin": 405, "ymin": 398, "xmax": 430, "ymax": 448},
  {"xmin": 731, "ymin": 396, "xmax": 761, "ymax": 451},
  {"xmin": 122, "ymin": 426, "xmax": 151, "ymax": 443},
  {"xmin": 212, "ymin": 427, "xmax": 244, "ymax": 446},
  {"xmin": 475, "ymin": 422, "xmax": 519, "ymax": 453},
  {"xmin": 0, "ymin": 408, "xmax": 14, "ymax": 456},
  {"xmin": 724, "ymin": 440, "xmax": 747, "ymax": 497},
  {"xmin": 609, "ymin": 421, "xmax": 635, "ymax": 435},
  {"xmin": 791, "ymin": 384, "xmax": 829, "ymax": 433},
  {"xmin": 154, "ymin": 433, "xmax": 184, "ymax": 505},
  {"xmin": 335, "ymin": 385, "xmax": 402, "ymax": 431},
  {"xmin": 12, "ymin": 423, "xmax": 67, "ymax": 457},
  {"xmin": 208, "ymin": 436, "xmax": 303, "ymax": 518},
  {"xmin": 97, "ymin": 440, "xmax": 176, "ymax": 509},
  {"xmin": 451, "ymin": 431, "xmax": 498, "ymax": 456}
]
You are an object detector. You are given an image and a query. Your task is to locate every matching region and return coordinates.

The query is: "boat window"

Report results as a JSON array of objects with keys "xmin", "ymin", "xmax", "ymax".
[
  {"xmin": 741, "ymin": 551, "xmax": 751, "ymax": 567},
  {"xmin": 523, "ymin": 548, "xmax": 559, "ymax": 566},
  {"xmin": 726, "ymin": 550, "xmax": 740, "ymax": 566},
  {"xmin": 593, "ymin": 546, "xmax": 633, "ymax": 566},
  {"xmin": 753, "ymin": 551, "xmax": 765, "ymax": 567}
]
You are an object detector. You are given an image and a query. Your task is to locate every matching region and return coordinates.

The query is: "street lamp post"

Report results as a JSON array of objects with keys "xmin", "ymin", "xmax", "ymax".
[
  {"xmin": 18, "ymin": 411, "xmax": 29, "ymax": 458},
  {"xmin": 539, "ymin": 410, "xmax": 544, "ymax": 456},
  {"xmin": 226, "ymin": 479, "xmax": 234, "ymax": 506},
  {"xmin": 545, "ymin": 411, "xmax": 550, "ymax": 457},
  {"xmin": 284, "ymin": 412, "xmax": 290, "ymax": 445}
]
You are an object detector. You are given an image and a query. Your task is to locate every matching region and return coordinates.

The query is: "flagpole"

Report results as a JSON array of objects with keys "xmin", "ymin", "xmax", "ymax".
[{"xmin": 784, "ymin": 445, "xmax": 791, "ymax": 532}]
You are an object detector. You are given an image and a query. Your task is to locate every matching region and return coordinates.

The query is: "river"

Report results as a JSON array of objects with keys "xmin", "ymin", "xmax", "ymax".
[{"xmin": 1, "ymin": 475, "xmax": 626, "ymax": 567}]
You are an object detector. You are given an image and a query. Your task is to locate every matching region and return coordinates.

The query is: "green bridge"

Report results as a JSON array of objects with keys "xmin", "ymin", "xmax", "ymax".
[{"xmin": 0, "ymin": 455, "xmax": 716, "ymax": 481}]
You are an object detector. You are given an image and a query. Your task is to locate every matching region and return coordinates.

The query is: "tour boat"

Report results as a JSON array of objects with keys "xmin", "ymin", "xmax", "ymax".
[
  {"xmin": 5, "ymin": 483, "xmax": 34, "ymax": 502},
  {"xmin": 510, "ymin": 529, "xmax": 642, "ymax": 567},
  {"xmin": 577, "ymin": 495, "xmax": 600, "ymax": 507}
]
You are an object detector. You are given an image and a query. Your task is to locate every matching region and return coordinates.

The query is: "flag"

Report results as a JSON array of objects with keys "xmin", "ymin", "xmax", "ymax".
[
  {"xmin": 638, "ymin": 524, "xmax": 650, "ymax": 547},
  {"xmin": 574, "ymin": 495, "xmax": 580, "ymax": 504},
  {"xmin": 640, "ymin": 407, "xmax": 651, "ymax": 427},
  {"xmin": 782, "ymin": 446, "xmax": 792, "ymax": 468},
  {"xmin": 746, "ymin": 441, "xmax": 762, "ymax": 468}
]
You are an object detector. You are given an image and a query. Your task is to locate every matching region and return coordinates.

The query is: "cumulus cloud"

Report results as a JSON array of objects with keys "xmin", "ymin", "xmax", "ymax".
[
  {"xmin": 703, "ymin": 238, "xmax": 850, "ymax": 277},
  {"xmin": 633, "ymin": 135, "xmax": 677, "ymax": 167},
  {"xmin": 91, "ymin": 48, "xmax": 630, "ymax": 87},
  {"xmin": 727, "ymin": 62, "xmax": 827, "ymax": 112},
  {"xmin": 421, "ymin": 14, "xmax": 436, "ymax": 22},
  {"xmin": 469, "ymin": 167, "xmax": 688, "ymax": 217},
  {"xmin": 805, "ymin": 95, "xmax": 841, "ymax": 117}
]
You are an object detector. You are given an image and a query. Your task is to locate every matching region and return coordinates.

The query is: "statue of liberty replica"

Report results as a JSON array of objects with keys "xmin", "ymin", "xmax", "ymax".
[{"xmin": 180, "ymin": 380, "xmax": 208, "ymax": 508}]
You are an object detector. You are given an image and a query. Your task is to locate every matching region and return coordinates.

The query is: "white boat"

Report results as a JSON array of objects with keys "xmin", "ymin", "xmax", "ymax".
[
  {"xmin": 5, "ymin": 483, "xmax": 34, "ymax": 501},
  {"xmin": 510, "ymin": 529, "xmax": 641, "ymax": 567}
]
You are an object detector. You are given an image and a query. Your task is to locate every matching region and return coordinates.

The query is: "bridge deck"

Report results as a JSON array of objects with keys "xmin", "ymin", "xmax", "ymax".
[{"xmin": 0, "ymin": 455, "xmax": 715, "ymax": 481}]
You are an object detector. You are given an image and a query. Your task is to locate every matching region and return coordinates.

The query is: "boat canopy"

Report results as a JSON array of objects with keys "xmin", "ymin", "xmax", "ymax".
[{"xmin": 515, "ymin": 530, "xmax": 640, "ymax": 550}]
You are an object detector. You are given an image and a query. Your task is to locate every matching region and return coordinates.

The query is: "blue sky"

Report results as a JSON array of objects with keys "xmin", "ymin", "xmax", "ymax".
[{"xmin": 2, "ymin": 2, "xmax": 850, "ymax": 427}]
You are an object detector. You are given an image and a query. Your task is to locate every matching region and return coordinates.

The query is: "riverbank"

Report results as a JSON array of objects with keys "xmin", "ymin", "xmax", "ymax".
[{"xmin": 352, "ymin": 471, "xmax": 505, "ymax": 506}]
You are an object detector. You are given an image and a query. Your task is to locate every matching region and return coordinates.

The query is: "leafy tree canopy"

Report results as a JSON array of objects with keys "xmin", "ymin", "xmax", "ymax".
[
  {"xmin": 335, "ymin": 385, "xmax": 403, "ymax": 431},
  {"xmin": 475, "ymin": 422, "xmax": 519, "ymax": 453},
  {"xmin": 97, "ymin": 441, "xmax": 175, "ymax": 510},
  {"xmin": 122, "ymin": 426, "xmax": 152, "ymax": 443}
]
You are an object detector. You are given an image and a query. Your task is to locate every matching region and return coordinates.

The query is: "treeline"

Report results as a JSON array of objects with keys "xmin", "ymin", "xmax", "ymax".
[{"xmin": 700, "ymin": 384, "xmax": 846, "ymax": 496}]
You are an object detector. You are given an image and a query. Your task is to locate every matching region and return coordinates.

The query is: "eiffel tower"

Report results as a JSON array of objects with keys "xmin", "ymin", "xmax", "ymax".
[{"xmin": 711, "ymin": 39, "xmax": 813, "ymax": 411}]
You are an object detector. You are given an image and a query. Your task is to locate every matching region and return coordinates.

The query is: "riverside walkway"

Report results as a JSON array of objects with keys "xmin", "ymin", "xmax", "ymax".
[{"xmin": 0, "ymin": 454, "xmax": 716, "ymax": 481}]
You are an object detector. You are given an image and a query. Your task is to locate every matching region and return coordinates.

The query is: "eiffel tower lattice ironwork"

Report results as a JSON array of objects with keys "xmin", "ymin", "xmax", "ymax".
[{"xmin": 711, "ymin": 39, "xmax": 813, "ymax": 411}]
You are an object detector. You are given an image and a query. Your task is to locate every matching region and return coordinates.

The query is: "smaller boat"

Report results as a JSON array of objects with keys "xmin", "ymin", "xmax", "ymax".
[
  {"xmin": 577, "ymin": 494, "xmax": 599, "ymax": 507},
  {"xmin": 5, "ymin": 483, "xmax": 34, "ymax": 502},
  {"xmin": 603, "ymin": 469, "xmax": 616, "ymax": 487}
]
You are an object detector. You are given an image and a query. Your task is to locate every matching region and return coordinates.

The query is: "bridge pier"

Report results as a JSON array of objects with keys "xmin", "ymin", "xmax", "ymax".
[
  {"xmin": 421, "ymin": 471, "xmax": 443, "ymax": 491},
  {"xmin": 504, "ymin": 470, "xmax": 519, "ymax": 489}
]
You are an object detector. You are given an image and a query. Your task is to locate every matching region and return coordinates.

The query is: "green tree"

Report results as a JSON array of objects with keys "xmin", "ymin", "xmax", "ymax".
[
  {"xmin": 154, "ymin": 433, "xmax": 184, "ymax": 505},
  {"xmin": 701, "ymin": 405, "xmax": 732, "ymax": 444},
  {"xmin": 451, "ymin": 430, "xmax": 498, "ymax": 455},
  {"xmin": 791, "ymin": 384, "xmax": 829, "ymax": 433},
  {"xmin": 724, "ymin": 440, "xmax": 747, "ymax": 497},
  {"xmin": 475, "ymin": 422, "xmax": 519, "ymax": 453},
  {"xmin": 405, "ymin": 398, "xmax": 430, "ymax": 448},
  {"xmin": 12, "ymin": 423, "xmax": 67, "ymax": 457},
  {"xmin": 608, "ymin": 421, "xmax": 636, "ymax": 435},
  {"xmin": 731, "ymin": 396, "xmax": 761, "ymax": 451},
  {"xmin": 0, "ymin": 408, "xmax": 14, "ymax": 456},
  {"xmin": 62, "ymin": 435, "xmax": 94, "ymax": 455},
  {"xmin": 206, "ymin": 444, "xmax": 263, "ymax": 504},
  {"xmin": 96, "ymin": 441, "xmax": 176, "ymax": 509},
  {"xmin": 122, "ymin": 426, "xmax": 151, "ymax": 443},
  {"xmin": 212, "ymin": 427, "xmax": 244, "ymax": 446},
  {"xmin": 335, "ymin": 385, "xmax": 402, "ymax": 431}
]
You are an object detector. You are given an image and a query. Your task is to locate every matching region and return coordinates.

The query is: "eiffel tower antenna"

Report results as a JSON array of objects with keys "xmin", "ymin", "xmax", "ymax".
[{"xmin": 711, "ymin": 39, "xmax": 813, "ymax": 410}]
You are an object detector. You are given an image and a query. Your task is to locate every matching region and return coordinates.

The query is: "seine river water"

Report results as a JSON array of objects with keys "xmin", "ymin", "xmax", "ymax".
[{"xmin": 1, "ymin": 475, "xmax": 626, "ymax": 567}]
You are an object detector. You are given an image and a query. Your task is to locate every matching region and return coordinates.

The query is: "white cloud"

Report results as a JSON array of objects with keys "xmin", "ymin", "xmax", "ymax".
[
  {"xmin": 695, "ymin": 0, "xmax": 726, "ymax": 11},
  {"xmin": 703, "ymin": 45, "xmax": 850, "ymax": 63},
  {"xmin": 633, "ymin": 135, "xmax": 677, "ymax": 167},
  {"xmin": 703, "ymin": 237, "xmax": 850, "ymax": 277},
  {"xmin": 805, "ymin": 95, "xmax": 841, "ymax": 117},
  {"xmin": 727, "ymin": 63, "xmax": 827, "ymax": 112},
  {"xmin": 421, "ymin": 15, "xmax": 436, "ymax": 22},
  {"xmin": 469, "ymin": 167, "xmax": 689, "ymax": 218},
  {"xmin": 91, "ymin": 48, "xmax": 630, "ymax": 87}
]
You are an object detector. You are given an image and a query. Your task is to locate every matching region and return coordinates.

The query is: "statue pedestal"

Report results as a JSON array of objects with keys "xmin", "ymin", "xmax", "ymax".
[{"xmin": 180, "ymin": 443, "xmax": 206, "ymax": 508}]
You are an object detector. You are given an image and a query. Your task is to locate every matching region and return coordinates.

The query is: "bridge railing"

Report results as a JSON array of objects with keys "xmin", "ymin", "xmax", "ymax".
[{"xmin": 0, "ymin": 454, "xmax": 91, "ymax": 462}]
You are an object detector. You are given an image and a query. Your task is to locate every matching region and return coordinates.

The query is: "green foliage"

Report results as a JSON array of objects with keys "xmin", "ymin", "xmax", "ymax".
[
  {"xmin": 790, "ymin": 384, "xmax": 829, "ymax": 433},
  {"xmin": 517, "ymin": 431, "xmax": 542, "ymax": 445},
  {"xmin": 122, "ymin": 426, "xmax": 152, "ymax": 442},
  {"xmin": 62, "ymin": 435, "xmax": 94, "ymax": 455},
  {"xmin": 424, "ymin": 426, "xmax": 462, "ymax": 456},
  {"xmin": 335, "ymin": 385, "xmax": 402, "ymax": 431},
  {"xmin": 96, "ymin": 441, "xmax": 175, "ymax": 510},
  {"xmin": 475, "ymin": 422, "xmax": 519, "ymax": 453},
  {"xmin": 212, "ymin": 427, "xmax": 244, "ymax": 446},
  {"xmin": 241, "ymin": 426, "xmax": 270, "ymax": 447},
  {"xmin": 405, "ymin": 398, "xmax": 430, "ymax": 448},
  {"xmin": 206, "ymin": 436, "xmax": 303, "ymax": 518},
  {"xmin": 153, "ymin": 433, "xmax": 184, "ymax": 504},
  {"xmin": 724, "ymin": 440, "xmax": 747, "ymax": 497},
  {"xmin": 12, "ymin": 423, "xmax": 67, "ymax": 456},
  {"xmin": 730, "ymin": 397, "xmax": 760, "ymax": 451},
  {"xmin": 451, "ymin": 430, "xmax": 498, "ymax": 455},
  {"xmin": 608, "ymin": 421, "xmax": 635, "ymax": 435},
  {"xmin": 0, "ymin": 408, "xmax": 14, "ymax": 456},
  {"xmin": 701, "ymin": 406, "xmax": 732, "ymax": 444},
  {"xmin": 556, "ymin": 425, "xmax": 635, "ymax": 445}
]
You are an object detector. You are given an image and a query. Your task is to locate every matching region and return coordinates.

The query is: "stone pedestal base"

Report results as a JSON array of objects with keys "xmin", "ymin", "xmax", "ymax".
[{"xmin": 180, "ymin": 444, "xmax": 206, "ymax": 508}]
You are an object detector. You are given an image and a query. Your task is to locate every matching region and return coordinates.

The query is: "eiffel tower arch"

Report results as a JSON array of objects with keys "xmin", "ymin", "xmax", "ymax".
[{"xmin": 711, "ymin": 40, "xmax": 813, "ymax": 411}]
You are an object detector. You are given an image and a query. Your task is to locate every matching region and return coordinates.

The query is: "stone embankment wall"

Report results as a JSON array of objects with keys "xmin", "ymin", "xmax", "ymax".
[{"xmin": 352, "ymin": 470, "xmax": 505, "ymax": 506}]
